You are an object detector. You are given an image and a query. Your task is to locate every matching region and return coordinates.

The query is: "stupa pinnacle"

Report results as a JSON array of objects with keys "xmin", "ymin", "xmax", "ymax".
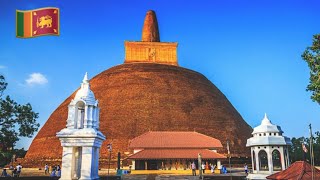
[
  {"xmin": 142, "ymin": 10, "xmax": 160, "ymax": 42},
  {"xmin": 125, "ymin": 10, "xmax": 178, "ymax": 66}
]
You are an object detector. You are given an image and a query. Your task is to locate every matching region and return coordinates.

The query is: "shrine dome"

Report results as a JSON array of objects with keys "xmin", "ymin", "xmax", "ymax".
[
  {"xmin": 74, "ymin": 72, "xmax": 96, "ymax": 104},
  {"xmin": 252, "ymin": 113, "xmax": 283, "ymax": 134},
  {"xmin": 246, "ymin": 114, "xmax": 291, "ymax": 147}
]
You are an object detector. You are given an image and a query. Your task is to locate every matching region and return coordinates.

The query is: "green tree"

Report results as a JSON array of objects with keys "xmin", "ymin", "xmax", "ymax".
[
  {"xmin": 289, "ymin": 137, "xmax": 307, "ymax": 163},
  {"xmin": 289, "ymin": 132, "xmax": 320, "ymax": 166},
  {"xmin": 314, "ymin": 131, "xmax": 320, "ymax": 165},
  {"xmin": 0, "ymin": 75, "xmax": 39, "ymax": 166},
  {"xmin": 301, "ymin": 34, "xmax": 320, "ymax": 167},
  {"xmin": 302, "ymin": 34, "xmax": 320, "ymax": 103},
  {"xmin": 0, "ymin": 75, "xmax": 7, "ymax": 96}
]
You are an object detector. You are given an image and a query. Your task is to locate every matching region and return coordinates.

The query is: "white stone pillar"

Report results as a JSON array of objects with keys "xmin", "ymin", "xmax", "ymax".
[
  {"xmin": 92, "ymin": 108, "xmax": 97, "ymax": 129},
  {"xmin": 217, "ymin": 160, "xmax": 221, "ymax": 170},
  {"xmin": 96, "ymin": 108, "xmax": 100, "ymax": 129},
  {"xmin": 251, "ymin": 148, "xmax": 255, "ymax": 172},
  {"xmin": 255, "ymin": 148, "xmax": 260, "ymax": 172},
  {"xmin": 87, "ymin": 106, "xmax": 93, "ymax": 128},
  {"xmin": 92, "ymin": 147, "xmax": 96, "ymax": 179},
  {"xmin": 60, "ymin": 147, "xmax": 73, "ymax": 180},
  {"xmin": 94, "ymin": 147, "xmax": 100, "ymax": 179},
  {"xmin": 80, "ymin": 147, "xmax": 94, "ymax": 180},
  {"xmin": 84, "ymin": 106, "xmax": 89, "ymax": 128},
  {"xmin": 132, "ymin": 160, "xmax": 136, "ymax": 170},
  {"xmin": 280, "ymin": 147, "xmax": 285, "ymax": 170},
  {"xmin": 267, "ymin": 147, "xmax": 273, "ymax": 174}
]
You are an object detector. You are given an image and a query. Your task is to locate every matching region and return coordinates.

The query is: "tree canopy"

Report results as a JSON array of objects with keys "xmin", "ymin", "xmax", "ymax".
[
  {"xmin": 289, "ymin": 131, "xmax": 320, "ymax": 166},
  {"xmin": 0, "ymin": 75, "xmax": 7, "ymax": 96},
  {"xmin": 0, "ymin": 75, "xmax": 39, "ymax": 165},
  {"xmin": 302, "ymin": 34, "xmax": 320, "ymax": 104}
]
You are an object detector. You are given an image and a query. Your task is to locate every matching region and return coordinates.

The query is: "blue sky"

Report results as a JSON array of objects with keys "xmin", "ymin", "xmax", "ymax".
[{"xmin": 0, "ymin": 0, "xmax": 319, "ymax": 149}]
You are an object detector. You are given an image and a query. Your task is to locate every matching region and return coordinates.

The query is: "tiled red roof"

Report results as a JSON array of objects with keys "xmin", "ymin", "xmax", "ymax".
[
  {"xmin": 129, "ymin": 131, "xmax": 223, "ymax": 149},
  {"xmin": 266, "ymin": 161, "xmax": 320, "ymax": 180},
  {"xmin": 127, "ymin": 149, "xmax": 226, "ymax": 159}
]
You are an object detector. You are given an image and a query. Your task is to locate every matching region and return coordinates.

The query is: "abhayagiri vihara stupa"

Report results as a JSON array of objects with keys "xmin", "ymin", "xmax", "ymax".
[{"xmin": 22, "ymin": 10, "xmax": 252, "ymax": 167}]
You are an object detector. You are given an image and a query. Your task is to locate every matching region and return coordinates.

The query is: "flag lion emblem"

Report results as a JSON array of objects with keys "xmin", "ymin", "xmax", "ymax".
[{"xmin": 37, "ymin": 15, "xmax": 52, "ymax": 28}]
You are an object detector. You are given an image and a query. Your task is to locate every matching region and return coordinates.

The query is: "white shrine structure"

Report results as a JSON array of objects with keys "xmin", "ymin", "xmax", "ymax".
[
  {"xmin": 57, "ymin": 73, "xmax": 106, "ymax": 180},
  {"xmin": 246, "ymin": 114, "xmax": 291, "ymax": 180}
]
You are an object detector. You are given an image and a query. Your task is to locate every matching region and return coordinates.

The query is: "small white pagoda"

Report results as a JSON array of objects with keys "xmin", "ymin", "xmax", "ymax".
[
  {"xmin": 246, "ymin": 114, "xmax": 291, "ymax": 180},
  {"xmin": 57, "ymin": 73, "xmax": 106, "ymax": 180}
]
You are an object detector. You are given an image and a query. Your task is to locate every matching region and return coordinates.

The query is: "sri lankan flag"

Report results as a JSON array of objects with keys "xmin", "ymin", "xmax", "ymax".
[{"xmin": 16, "ymin": 7, "xmax": 59, "ymax": 38}]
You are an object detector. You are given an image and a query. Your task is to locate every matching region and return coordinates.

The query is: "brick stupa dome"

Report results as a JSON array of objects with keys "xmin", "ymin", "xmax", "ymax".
[{"xmin": 22, "ymin": 10, "xmax": 252, "ymax": 167}]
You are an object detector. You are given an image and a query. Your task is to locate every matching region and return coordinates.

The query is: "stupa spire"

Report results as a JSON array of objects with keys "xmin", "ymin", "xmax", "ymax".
[
  {"xmin": 83, "ymin": 72, "xmax": 89, "ymax": 83},
  {"xmin": 262, "ymin": 113, "xmax": 272, "ymax": 125},
  {"xmin": 75, "ymin": 72, "xmax": 95, "ymax": 103},
  {"xmin": 142, "ymin": 10, "xmax": 160, "ymax": 42}
]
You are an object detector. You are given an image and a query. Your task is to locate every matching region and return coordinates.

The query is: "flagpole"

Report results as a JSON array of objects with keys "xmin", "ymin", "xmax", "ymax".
[{"xmin": 309, "ymin": 124, "xmax": 314, "ymax": 180}]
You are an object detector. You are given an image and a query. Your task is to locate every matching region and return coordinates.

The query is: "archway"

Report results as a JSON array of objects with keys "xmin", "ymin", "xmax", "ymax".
[
  {"xmin": 72, "ymin": 147, "xmax": 82, "ymax": 179},
  {"xmin": 258, "ymin": 150, "xmax": 268, "ymax": 171},
  {"xmin": 272, "ymin": 149, "xmax": 282, "ymax": 171},
  {"xmin": 75, "ymin": 101, "xmax": 85, "ymax": 129}
]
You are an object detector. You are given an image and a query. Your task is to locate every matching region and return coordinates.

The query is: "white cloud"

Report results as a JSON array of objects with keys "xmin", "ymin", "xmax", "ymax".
[
  {"xmin": 0, "ymin": 65, "xmax": 7, "ymax": 69},
  {"xmin": 26, "ymin": 73, "xmax": 48, "ymax": 86}
]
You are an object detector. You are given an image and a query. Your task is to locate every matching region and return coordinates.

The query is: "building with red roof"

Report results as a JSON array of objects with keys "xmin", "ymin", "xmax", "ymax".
[
  {"xmin": 127, "ymin": 131, "xmax": 226, "ymax": 170},
  {"xmin": 266, "ymin": 161, "xmax": 320, "ymax": 180}
]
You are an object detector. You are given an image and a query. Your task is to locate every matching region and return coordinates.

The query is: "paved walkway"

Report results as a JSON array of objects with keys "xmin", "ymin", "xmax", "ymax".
[
  {"xmin": 0, "ymin": 168, "xmax": 246, "ymax": 180},
  {"xmin": 122, "ymin": 174, "xmax": 246, "ymax": 180}
]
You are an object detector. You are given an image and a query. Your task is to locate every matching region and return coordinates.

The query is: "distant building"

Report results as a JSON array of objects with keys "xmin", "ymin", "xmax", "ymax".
[
  {"xmin": 246, "ymin": 114, "xmax": 291, "ymax": 180},
  {"xmin": 128, "ymin": 131, "xmax": 226, "ymax": 170}
]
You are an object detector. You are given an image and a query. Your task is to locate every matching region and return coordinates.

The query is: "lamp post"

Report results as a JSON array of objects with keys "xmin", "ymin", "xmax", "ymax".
[
  {"xmin": 227, "ymin": 140, "xmax": 232, "ymax": 180},
  {"xmin": 198, "ymin": 153, "xmax": 203, "ymax": 179},
  {"xmin": 107, "ymin": 143, "xmax": 112, "ymax": 176}
]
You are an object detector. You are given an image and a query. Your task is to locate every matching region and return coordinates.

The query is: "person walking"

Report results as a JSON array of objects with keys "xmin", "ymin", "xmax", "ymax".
[
  {"xmin": 50, "ymin": 169, "xmax": 56, "ymax": 177},
  {"xmin": 223, "ymin": 165, "xmax": 227, "ymax": 174},
  {"xmin": 16, "ymin": 163, "xmax": 22, "ymax": 177},
  {"xmin": 44, "ymin": 164, "xmax": 49, "ymax": 175},
  {"xmin": 244, "ymin": 163, "xmax": 248, "ymax": 175},
  {"xmin": 201, "ymin": 162, "xmax": 205, "ymax": 174},
  {"xmin": 56, "ymin": 165, "xmax": 60, "ymax": 172},
  {"xmin": 56, "ymin": 168, "xmax": 61, "ymax": 177},
  {"xmin": 12, "ymin": 168, "xmax": 17, "ymax": 177},
  {"xmin": 191, "ymin": 162, "xmax": 196, "ymax": 176},
  {"xmin": 56, "ymin": 165, "xmax": 61, "ymax": 177},
  {"xmin": 210, "ymin": 164, "xmax": 216, "ymax": 173}
]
